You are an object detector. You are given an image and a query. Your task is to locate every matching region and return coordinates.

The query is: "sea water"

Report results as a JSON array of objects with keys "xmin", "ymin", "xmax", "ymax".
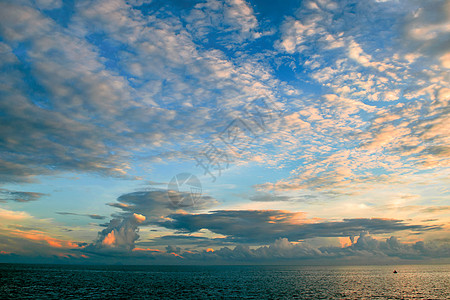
[{"xmin": 1, "ymin": 264, "xmax": 449, "ymax": 299}]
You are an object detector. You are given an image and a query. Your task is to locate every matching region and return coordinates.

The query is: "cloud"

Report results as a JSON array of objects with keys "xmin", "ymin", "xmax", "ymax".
[
  {"xmin": 155, "ymin": 210, "xmax": 440, "ymax": 243},
  {"xmin": 0, "ymin": 189, "xmax": 47, "ymax": 202},
  {"xmin": 109, "ymin": 189, "xmax": 218, "ymax": 218},
  {"xmin": 420, "ymin": 206, "xmax": 450, "ymax": 214},
  {"xmin": 34, "ymin": 0, "xmax": 63, "ymax": 10},
  {"xmin": 0, "ymin": 1, "xmax": 137, "ymax": 182},
  {"xmin": 86, "ymin": 187, "xmax": 218, "ymax": 252},
  {"xmin": 2, "ymin": 231, "xmax": 449, "ymax": 264},
  {"xmin": 248, "ymin": 192, "xmax": 292, "ymax": 202},
  {"xmin": 269, "ymin": 0, "xmax": 449, "ymax": 196},
  {"xmin": 0, "ymin": 0, "xmax": 285, "ymax": 184},
  {"xmin": 440, "ymin": 52, "xmax": 450, "ymax": 68},
  {"xmin": 56, "ymin": 212, "xmax": 106, "ymax": 220},
  {"xmin": 0, "ymin": 208, "xmax": 32, "ymax": 221},
  {"xmin": 254, "ymin": 40, "xmax": 449, "ymax": 194},
  {"xmin": 0, "ymin": 207, "xmax": 102, "ymax": 260},
  {"xmin": 178, "ymin": 232, "xmax": 450, "ymax": 262},
  {"xmin": 130, "ymin": 233, "xmax": 450, "ymax": 263},
  {"xmin": 184, "ymin": 0, "xmax": 261, "ymax": 45},
  {"xmin": 0, "ymin": 0, "xmax": 448, "ymax": 265},
  {"xmin": 86, "ymin": 213, "xmax": 146, "ymax": 252},
  {"xmin": 0, "ymin": 221, "xmax": 83, "ymax": 259},
  {"xmin": 137, "ymin": 234, "xmax": 235, "ymax": 247},
  {"xmin": 405, "ymin": 0, "xmax": 450, "ymax": 60}
]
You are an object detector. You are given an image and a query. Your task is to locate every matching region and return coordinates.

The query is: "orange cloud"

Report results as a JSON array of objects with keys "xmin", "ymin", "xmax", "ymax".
[
  {"xmin": 102, "ymin": 231, "xmax": 115, "ymax": 246},
  {"xmin": 133, "ymin": 247, "xmax": 161, "ymax": 252},
  {"xmin": 170, "ymin": 252, "xmax": 184, "ymax": 258},
  {"xmin": 0, "ymin": 208, "xmax": 31, "ymax": 221},
  {"xmin": 10, "ymin": 229, "xmax": 79, "ymax": 249},
  {"xmin": 47, "ymin": 239, "xmax": 63, "ymax": 248},
  {"xmin": 338, "ymin": 237, "xmax": 352, "ymax": 248},
  {"xmin": 133, "ymin": 213, "xmax": 146, "ymax": 223}
]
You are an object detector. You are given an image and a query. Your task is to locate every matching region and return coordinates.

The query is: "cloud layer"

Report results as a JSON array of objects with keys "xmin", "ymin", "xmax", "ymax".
[{"xmin": 155, "ymin": 210, "xmax": 441, "ymax": 243}]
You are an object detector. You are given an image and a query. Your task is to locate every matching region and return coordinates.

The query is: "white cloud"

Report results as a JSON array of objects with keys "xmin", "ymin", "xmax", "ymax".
[
  {"xmin": 35, "ymin": 0, "xmax": 63, "ymax": 9},
  {"xmin": 0, "ymin": 0, "xmax": 287, "ymax": 183},
  {"xmin": 184, "ymin": 0, "xmax": 261, "ymax": 45}
]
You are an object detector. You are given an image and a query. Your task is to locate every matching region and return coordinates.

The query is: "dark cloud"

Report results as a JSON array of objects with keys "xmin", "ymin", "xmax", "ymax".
[
  {"xmin": 2, "ymin": 231, "xmax": 449, "ymax": 265},
  {"xmin": 0, "ymin": 189, "xmax": 47, "ymax": 202},
  {"xmin": 89, "ymin": 233, "xmax": 450, "ymax": 264},
  {"xmin": 86, "ymin": 188, "xmax": 218, "ymax": 252},
  {"xmin": 137, "ymin": 235, "xmax": 235, "ymax": 248},
  {"xmin": 109, "ymin": 190, "xmax": 218, "ymax": 220},
  {"xmin": 155, "ymin": 210, "xmax": 441, "ymax": 243},
  {"xmin": 7, "ymin": 225, "xmax": 42, "ymax": 231},
  {"xmin": 420, "ymin": 206, "xmax": 450, "ymax": 213},
  {"xmin": 421, "ymin": 219, "xmax": 438, "ymax": 222},
  {"xmin": 88, "ymin": 214, "xmax": 107, "ymax": 220},
  {"xmin": 404, "ymin": 0, "xmax": 450, "ymax": 58},
  {"xmin": 56, "ymin": 212, "xmax": 106, "ymax": 220}
]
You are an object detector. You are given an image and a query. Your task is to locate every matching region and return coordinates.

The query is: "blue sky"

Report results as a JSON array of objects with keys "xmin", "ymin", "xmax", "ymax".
[{"xmin": 0, "ymin": 0, "xmax": 449, "ymax": 264}]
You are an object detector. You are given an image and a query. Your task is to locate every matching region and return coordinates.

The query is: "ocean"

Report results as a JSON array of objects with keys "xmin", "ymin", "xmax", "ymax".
[{"xmin": 0, "ymin": 264, "xmax": 448, "ymax": 299}]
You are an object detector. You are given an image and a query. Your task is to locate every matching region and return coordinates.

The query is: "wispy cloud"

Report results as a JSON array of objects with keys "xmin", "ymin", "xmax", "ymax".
[
  {"xmin": 56, "ymin": 212, "xmax": 106, "ymax": 220},
  {"xmin": 0, "ymin": 189, "xmax": 47, "ymax": 202}
]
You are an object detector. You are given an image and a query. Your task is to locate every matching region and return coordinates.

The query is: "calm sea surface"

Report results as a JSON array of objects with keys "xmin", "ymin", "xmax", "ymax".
[{"xmin": 0, "ymin": 264, "xmax": 448, "ymax": 299}]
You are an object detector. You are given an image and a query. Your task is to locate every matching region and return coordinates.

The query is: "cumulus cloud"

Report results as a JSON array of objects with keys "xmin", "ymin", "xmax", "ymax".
[
  {"xmin": 0, "ymin": 0, "xmax": 446, "ymax": 192},
  {"xmin": 0, "ymin": 1, "xmax": 137, "ymax": 182},
  {"xmin": 121, "ymin": 232, "xmax": 450, "ymax": 263},
  {"xmin": 2, "ymin": 231, "xmax": 449, "ymax": 264},
  {"xmin": 86, "ymin": 213, "xmax": 146, "ymax": 252},
  {"xmin": 253, "ymin": 0, "xmax": 450, "ymax": 196},
  {"xmin": 175, "ymin": 232, "xmax": 450, "ymax": 262},
  {"xmin": 184, "ymin": 0, "xmax": 261, "ymax": 45},
  {"xmin": 0, "ymin": 0, "xmax": 284, "ymax": 184}
]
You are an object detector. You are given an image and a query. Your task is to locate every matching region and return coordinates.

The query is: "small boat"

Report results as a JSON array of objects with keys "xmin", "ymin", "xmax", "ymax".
[{"xmin": 393, "ymin": 270, "xmax": 398, "ymax": 273}]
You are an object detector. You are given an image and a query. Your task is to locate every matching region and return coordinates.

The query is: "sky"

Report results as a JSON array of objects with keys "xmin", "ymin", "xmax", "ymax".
[{"xmin": 0, "ymin": 0, "xmax": 449, "ymax": 265}]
